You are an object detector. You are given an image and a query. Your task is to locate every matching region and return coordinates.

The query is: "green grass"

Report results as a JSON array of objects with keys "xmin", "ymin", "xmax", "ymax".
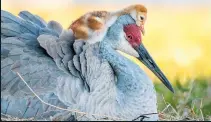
[{"xmin": 155, "ymin": 77, "xmax": 211, "ymax": 121}]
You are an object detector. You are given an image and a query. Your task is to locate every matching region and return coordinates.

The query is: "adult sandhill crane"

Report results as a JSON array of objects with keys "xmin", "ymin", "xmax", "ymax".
[{"xmin": 1, "ymin": 10, "xmax": 174, "ymax": 121}]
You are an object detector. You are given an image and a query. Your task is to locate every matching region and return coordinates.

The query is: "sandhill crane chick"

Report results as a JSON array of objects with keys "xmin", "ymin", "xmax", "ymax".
[{"xmin": 69, "ymin": 4, "xmax": 147, "ymax": 44}]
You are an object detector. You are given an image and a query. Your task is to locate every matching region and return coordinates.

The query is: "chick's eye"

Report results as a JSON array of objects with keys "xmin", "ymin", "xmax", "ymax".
[{"xmin": 140, "ymin": 16, "xmax": 144, "ymax": 20}]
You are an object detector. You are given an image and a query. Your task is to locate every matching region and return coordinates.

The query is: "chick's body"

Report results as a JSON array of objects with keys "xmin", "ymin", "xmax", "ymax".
[{"xmin": 69, "ymin": 11, "xmax": 109, "ymax": 40}]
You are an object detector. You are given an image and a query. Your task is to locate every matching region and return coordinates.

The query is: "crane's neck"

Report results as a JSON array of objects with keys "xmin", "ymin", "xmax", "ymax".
[{"xmin": 100, "ymin": 41, "xmax": 146, "ymax": 96}]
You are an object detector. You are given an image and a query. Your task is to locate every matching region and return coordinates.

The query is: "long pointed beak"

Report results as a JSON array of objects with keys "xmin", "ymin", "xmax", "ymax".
[{"xmin": 135, "ymin": 44, "xmax": 174, "ymax": 93}]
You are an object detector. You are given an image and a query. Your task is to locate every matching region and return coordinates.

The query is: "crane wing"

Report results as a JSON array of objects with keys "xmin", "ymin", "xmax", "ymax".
[
  {"xmin": 1, "ymin": 10, "xmax": 116, "ymax": 120},
  {"xmin": 1, "ymin": 10, "xmax": 72, "ymax": 98},
  {"xmin": 0, "ymin": 10, "xmax": 86, "ymax": 119}
]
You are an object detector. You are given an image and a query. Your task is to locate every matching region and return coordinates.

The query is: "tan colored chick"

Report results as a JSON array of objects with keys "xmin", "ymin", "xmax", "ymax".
[{"xmin": 68, "ymin": 4, "xmax": 147, "ymax": 44}]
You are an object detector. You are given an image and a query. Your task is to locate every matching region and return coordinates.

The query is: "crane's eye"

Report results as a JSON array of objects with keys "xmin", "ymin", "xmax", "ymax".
[
  {"xmin": 127, "ymin": 35, "xmax": 132, "ymax": 39},
  {"xmin": 140, "ymin": 16, "xmax": 144, "ymax": 21}
]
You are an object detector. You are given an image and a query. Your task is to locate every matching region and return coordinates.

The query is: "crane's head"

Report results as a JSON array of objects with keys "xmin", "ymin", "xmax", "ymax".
[{"xmin": 104, "ymin": 14, "xmax": 174, "ymax": 93}]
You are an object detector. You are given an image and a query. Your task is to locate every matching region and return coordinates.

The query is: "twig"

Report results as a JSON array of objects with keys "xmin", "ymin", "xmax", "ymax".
[
  {"xmin": 132, "ymin": 113, "xmax": 158, "ymax": 121},
  {"xmin": 162, "ymin": 104, "xmax": 170, "ymax": 113},
  {"xmin": 199, "ymin": 99, "xmax": 204, "ymax": 121},
  {"xmin": 161, "ymin": 94, "xmax": 180, "ymax": 119}
]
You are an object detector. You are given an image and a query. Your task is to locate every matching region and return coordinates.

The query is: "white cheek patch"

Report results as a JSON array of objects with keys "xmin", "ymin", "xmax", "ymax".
[{"xmin": 116, "ymin": 31, "xmax": 139, "ymax": 57}]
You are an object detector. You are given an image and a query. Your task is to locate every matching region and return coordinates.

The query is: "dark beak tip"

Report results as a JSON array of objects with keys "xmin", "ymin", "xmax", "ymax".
[
  {"xmin": 165, "ymin": 80, "xmax": 175, "ymax": 93},
  {"xmin": 169, "ymin": 86, "xmax": 175, "ymax": 93},
  {"xmin": 163, "ymin": 79, "xmax": 175, "ymax": 93},
  {"xmin": 164, "ymin": 81, "xmax": 175, "ymax": 93},
  {"xmin": 163, "ymin": 81, "xmax": 175, "ymax": 93},
  {"xmin": 170, "ymin": 87, "xmax": 175, "ymax": 93}
]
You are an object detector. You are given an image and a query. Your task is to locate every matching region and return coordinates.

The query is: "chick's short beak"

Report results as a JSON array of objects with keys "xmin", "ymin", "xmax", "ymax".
[
  {"xmin": 140, "ymin": 24, "xmax": 145, "ymax": 36},
  {"xmin": 136, "ymin": 22, "xmax": 145, "ymax": 36}
]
